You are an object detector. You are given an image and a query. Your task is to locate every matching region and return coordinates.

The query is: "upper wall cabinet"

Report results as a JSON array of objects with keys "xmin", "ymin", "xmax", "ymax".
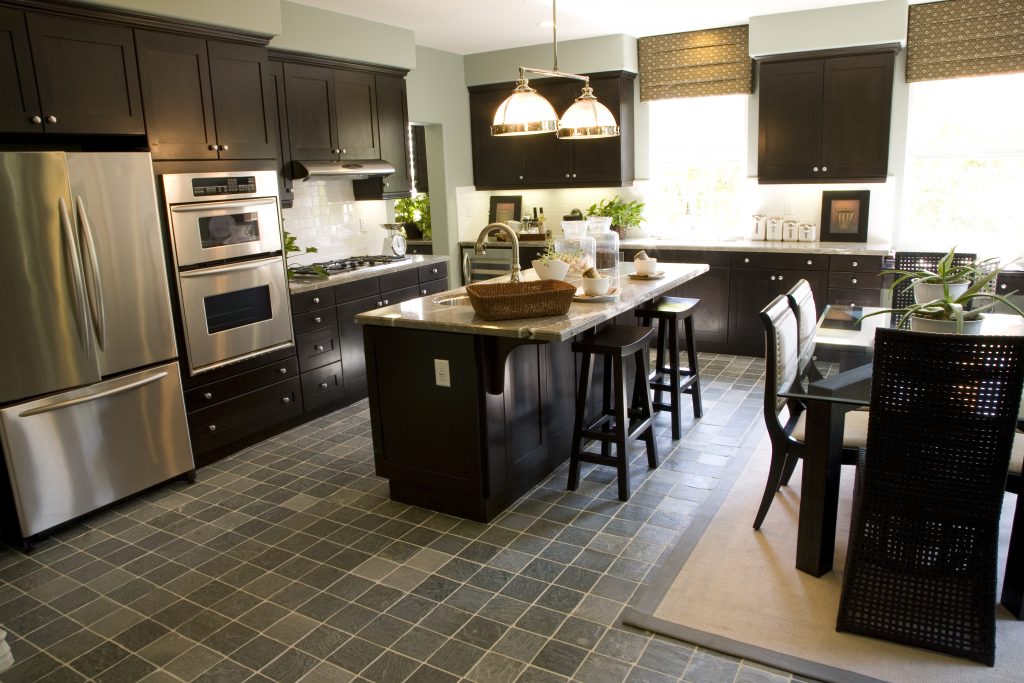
[
  {"xmin": 136, "ymin": 30, "xmax": 275, "ymax": 160},
  {"xmin": 468, "ymin": 71, "xmax": 635, "ymax": 190},
  {"xmin": 757, "ymin": 46, "xmax": 897, "ymax": 183},
  {"xmin": 353, "ymin": 74, "xmax": 412, "ymax": 200},
  {"xmin": 0, "ymin": 9, "xmax": 144, "ymax": 135}
]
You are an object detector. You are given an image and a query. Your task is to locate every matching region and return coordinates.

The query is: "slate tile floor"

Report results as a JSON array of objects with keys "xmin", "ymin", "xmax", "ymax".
[{"xmin": 0, "ymin": 353, "xmax": 810, "ymax": 683}]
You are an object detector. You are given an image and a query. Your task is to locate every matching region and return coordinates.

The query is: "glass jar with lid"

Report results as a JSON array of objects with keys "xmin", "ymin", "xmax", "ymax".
[
  {"xmin": 555, "ymin": 221, "xmax": 596, "ymax": 275},
  {"xmin": 586, "ymin": 216, "xmax": 619, "ymax": 273}
]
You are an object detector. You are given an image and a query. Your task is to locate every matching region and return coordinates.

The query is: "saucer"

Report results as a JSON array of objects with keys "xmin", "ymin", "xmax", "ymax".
[
  {"xmin": 574, "ymin": 287, "xmax": 618, "ymax": 302},
  {"xmin": 628, "ymin": 271, "xmax": 666, "ymax": 280}
]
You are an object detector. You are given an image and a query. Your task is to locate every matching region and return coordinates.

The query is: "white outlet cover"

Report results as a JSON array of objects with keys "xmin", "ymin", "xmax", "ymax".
[{"xmin": 434, "ymin": 359, "xmax": 451, "ymax": 387}]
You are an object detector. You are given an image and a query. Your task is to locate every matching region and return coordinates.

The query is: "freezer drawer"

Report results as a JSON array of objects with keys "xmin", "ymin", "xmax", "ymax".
[{"xmin": 0, "ymin": 362, "xmax": 194, "ymax": 538}]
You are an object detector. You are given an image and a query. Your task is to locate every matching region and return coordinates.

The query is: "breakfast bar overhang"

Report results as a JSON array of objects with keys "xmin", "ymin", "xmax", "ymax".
[{"xmin": 356, "ymin": 263, "xmax": 709, "ymax": 521}]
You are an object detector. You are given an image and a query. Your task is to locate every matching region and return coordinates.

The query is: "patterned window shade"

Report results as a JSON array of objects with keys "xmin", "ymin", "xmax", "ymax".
[
  {"xmin": 638, "ymin": 25, "xmax": 753, "ymax": 101},
  {"xmin": 906, "ymin": 0, "xmax": 1024, "ymax": 82}
]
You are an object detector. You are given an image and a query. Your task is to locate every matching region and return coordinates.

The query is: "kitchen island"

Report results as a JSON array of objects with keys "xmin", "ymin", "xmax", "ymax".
[{"xmin": 357, "ymin": 263, "xmax": 709, "ymax": 521}]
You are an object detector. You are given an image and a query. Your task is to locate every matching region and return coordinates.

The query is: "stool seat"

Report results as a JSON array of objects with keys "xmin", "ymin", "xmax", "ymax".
[
  {"xmin": 636, "ymin": 296, "xmax": 700, "ymax": 318},
  {"xmin": 572, "ymin": 326, "xmax": 654, "ymax": 357}
]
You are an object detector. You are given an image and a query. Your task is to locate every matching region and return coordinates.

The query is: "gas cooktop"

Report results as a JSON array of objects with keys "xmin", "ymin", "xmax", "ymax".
[{"xmin": 290, "ymin": 254, "xmax": 409, "ymax": 278}]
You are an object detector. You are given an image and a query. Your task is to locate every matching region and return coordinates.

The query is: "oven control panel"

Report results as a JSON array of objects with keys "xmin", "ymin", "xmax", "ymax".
[{"xmin": 192, "ymin": 176, "xmax": 257, "ymax": 197}]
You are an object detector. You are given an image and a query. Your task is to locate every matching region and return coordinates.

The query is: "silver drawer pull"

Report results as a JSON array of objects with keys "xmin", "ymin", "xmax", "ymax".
[
  {"xmin": 319, "ymin": 382, "xmax": 329, "ymax": 389},
  {"xmin": 778, "ymin": 275, "xmax": 784, "ymax": 281},
  {"xmin": 203, "ymin": 392, "xmax": 212, "ymax": 400},
  {"xmin": 31, "ymin": 115, "xmax": 42, "ymax": 124},
  {"xmin": 314, "ymin": 316, "xmax": 322, "ymax": 323},
  {"xmin": 280, "ymin": 367, "xmax": 288, "ymax": 374},
  {"xmin": 812, "ymin": 166, "xmax": 819, "ymax": 172},
  {"xmin": 852, "ymin": 278, "xmax": 858, "ymax": 284},
  {"xmin": 377, "ymin": 301, "xmax": 383, "ymax": 307},
  {"xmin": 744, "ymin": 258, "xmax": 750, "ymax": 264},
  {"xmin": 281, "ymin": 397, "xmax": 291, "ymax": 404},
  {"xmin": 852, "ymin": 261, "xmax": 858, "ymax": 267},
  {"xmin": 383, "ymin": 299, "xmax": 389, "ymax": 305},
  {"xmin": 208, "ymin": 424, "xmax": 216, "ymax": 432},
  {"xmin": 421, "ymin": 289, "xmax": 427, "ymax": 295},
  {"xmin": 770, "ymin": 275, "xmax": 776, "ymax": 281},
  {"xmin": 46, "ymin": 115, "xmax": 57, "ymax": 124},
  {"xmin": 314, "ymin": 344, "xmax": 324, "ymax": 351},
  {"xmin": 806, "ymin": 260, "xmax": 813, "ymax": 265},
  {"xmin": 432, "ymin": 268, "xmax": 438, "ymax": 274},
  {"xmin": 313, "ymin": 297, "xmax": 320, "ymax": 304},
  {"xmin": 1001, "ymin": 283, "xmax": 1008, "ymax": 290},
  {"xmin": 822, "ymin": 165, "xmax": 828, "ymax": 172}
]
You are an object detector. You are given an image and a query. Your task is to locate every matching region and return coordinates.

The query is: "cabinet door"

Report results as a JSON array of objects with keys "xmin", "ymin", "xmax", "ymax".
[
  {"xmin": 337, "ymin": 294, "xmax": 380, "ymax": 403},
  {"xmin": 820, "ymin": 52, "xmax": 894, "ymax": 180},
  {"xmin": 757, "ymin": 59, "xmax": 823, "ymax": 182},
  {"xmin": 778, "ymin": 269, "xmax": 828, "ymax": 317},
  {"xmin": 569, "ymin": 74, "xmax": 631, "ymax": 184},
  {"xmin": 524, "ymin": 80, "xmax": 573, "ymax": 186},
  {"xmin": 469, "ymin": 87, "xmax": 525, "ymax": 188},
  {"xmin": 334, "ymin": 69, "xmax": 378, "ymax": 159},
  {"xmin": 0, "ymin": 8, "xmax": 41, "ymax": 133},
  {"xmin": 728, "ymin": 268, "xmax": 780, "ymax": 356},
  {"xmin": 207, "ymin": 41, "xmax": 276, "ymax": 160},
  {"xmin": 26, "ymin": 13, "xmax": 144, "ymax": 135},
  {"xmin": 135, "ymin": 30, "xmax": 217, "ymax": 160},
  {"xmin": 267, "ymin": 61, "xmax": 293, "ymax": 203},
  {"xmin": 284, "ymin": 63, "xmax": 338, "ymax": 161},
  {"xmin": 678, "ymin": 266, "xmax": 730, "ymax": 347},
  {"xmin": 353, "ymin": 74, "xmax": 411, "ymax": 198}
]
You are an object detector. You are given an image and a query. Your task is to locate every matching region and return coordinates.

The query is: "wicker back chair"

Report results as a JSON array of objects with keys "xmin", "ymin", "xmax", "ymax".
[
  {"xmin": 837, "ymin": 328, "xmax": 1024, "ymax": 665},
  {"xmin": 753, "ymin": 296, "xmax": 867, "ymax": 530},
  {"xmin": 891, "ymin": 250, "xmax": 977, "ymax": 310}
]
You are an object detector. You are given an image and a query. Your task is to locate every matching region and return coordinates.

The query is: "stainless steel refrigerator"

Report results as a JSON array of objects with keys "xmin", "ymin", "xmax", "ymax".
[{"xmin": 0, "ymin": 152, "xmax": 194, "ymax": 540}]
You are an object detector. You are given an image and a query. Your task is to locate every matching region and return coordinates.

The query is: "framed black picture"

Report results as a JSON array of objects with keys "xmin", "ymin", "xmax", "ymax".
[
  {"xmin": 820, "ymin": 190, "xmax": 870, "ymax": 242},
  {"xmin": 488, "ymin": 195, "xmax": 522, "ymax": 224}
]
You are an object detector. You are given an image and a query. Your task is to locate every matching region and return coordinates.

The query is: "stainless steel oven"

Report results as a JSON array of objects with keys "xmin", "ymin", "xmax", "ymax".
[{"xmin": 163, "ymin": 170, "xmax": 293, "ymax": 375}]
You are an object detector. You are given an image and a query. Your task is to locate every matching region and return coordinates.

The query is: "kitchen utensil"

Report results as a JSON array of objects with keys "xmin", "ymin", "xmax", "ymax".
[{"xmin": 380, "ymin": 223, "xmax": 407, "ymax": 256}]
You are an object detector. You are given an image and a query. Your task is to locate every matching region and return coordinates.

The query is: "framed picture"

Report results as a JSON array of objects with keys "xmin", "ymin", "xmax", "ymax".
[
  {"xmin": 820, "ymin": 190, "xmax": 870, "ymax": 242},
  {"xmin": 488, "ymin": 195, "xmax": 522, "ymax": 224}
]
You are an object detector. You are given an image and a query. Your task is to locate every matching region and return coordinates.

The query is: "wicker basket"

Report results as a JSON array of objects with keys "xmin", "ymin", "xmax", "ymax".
[{"xmin": 465, "ymin": 280, "xmax": 576, "ymax": 321}]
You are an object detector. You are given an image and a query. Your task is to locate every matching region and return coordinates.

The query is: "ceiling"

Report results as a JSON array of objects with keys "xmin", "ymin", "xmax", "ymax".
[{"xmin": 291, "ymin": 0, "xmax": 890, "ymax": 55}]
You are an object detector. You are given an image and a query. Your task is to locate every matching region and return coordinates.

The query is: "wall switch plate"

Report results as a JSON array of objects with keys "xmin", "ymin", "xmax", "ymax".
[{"xmin": 434, "ymin": 359, "xmax": 451, "ymax": 387}]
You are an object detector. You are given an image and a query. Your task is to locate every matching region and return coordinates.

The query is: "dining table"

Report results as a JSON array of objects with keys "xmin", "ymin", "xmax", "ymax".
[{"xmin": 779, "ymin": 306, "xmax": 1024, "ymax": 585}]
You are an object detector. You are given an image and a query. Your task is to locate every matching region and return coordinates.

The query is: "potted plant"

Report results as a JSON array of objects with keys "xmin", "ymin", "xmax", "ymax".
[
  {"xmin": 283, "ymin": 230, "xmax": 325, "ymax": 280},
  {"xmin": 586, "ymin": 196, "xmax": 644, "ymax": 239},
  {"xmin": 394, "ymin": 193, "xmax": 431, "ymax": 240},
  {"xmin": 531, "ymin": 239, "xmax": 573, "ymax": 280},
  {"xmin": 870, "ymin": 250, "xmax": 1023, "ymax": 333}
]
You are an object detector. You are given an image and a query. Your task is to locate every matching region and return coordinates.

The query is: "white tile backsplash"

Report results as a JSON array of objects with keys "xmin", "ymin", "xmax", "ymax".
[{"xmin": 281, "ymin": 179, "xmax": 391, "ymax": 265}]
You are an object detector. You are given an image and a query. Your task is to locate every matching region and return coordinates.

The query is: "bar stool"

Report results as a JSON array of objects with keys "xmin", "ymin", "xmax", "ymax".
[
  {"xmin": 568, "ymin": 325, "xmax": 659, "ymax": 501},
  {"xmin": 635, "ymin": 296, "xmax": 703, "ymax": 440}
]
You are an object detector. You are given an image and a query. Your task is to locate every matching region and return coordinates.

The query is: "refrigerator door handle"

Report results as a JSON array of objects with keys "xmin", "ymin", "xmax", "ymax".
[
  {"xmin": 18, "ymin": 371, "xmax": 169, "ymax": 417},
  {"xmin": 75, "ymin": 196, "xmax": 106, "ymax": 350},
  {"xmin": 58, "ymin": 197, "xmax": 91, "ymax": 351}
]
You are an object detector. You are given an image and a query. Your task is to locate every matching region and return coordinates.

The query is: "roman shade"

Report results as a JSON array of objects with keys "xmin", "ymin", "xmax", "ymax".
[
  {"xmin": 638, "ymin": 25, "xmax": 753, "ymax": 101},
  {"xmin": 906, "ymin": 0, "xmax": 1024, "ymax": 82}
]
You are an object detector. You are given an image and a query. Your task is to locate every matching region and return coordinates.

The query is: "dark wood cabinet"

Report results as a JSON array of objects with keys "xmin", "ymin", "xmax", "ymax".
[
  {"xmin": 337, "ymin": 293, "xmax": 379, "ymax": 402},
  {"xmin": 657, "ymin": 250, "xmax": 732, "ymax": 350},
  {"xmin": 283, "ymin": 62, "xmax": 337, "ymax": 161},
  {"xmin": 411, "ymin": 124, "xmax": 428, "ymax": 192},
  {"xmin": 266, "ymin": 60, "xmax": 293, "ymax": 204},
  {"xmin": 469, "ymin": 71, "xmax": 635, "ymax": 190},
  {"xmin": 0, "ymin": 7, "xmax": 40, "ymax": 133},
  {"xmin": 353, "ymin": 74, "xmax": 411, "ymax": 199},
  {"xmin": 757, "ymin": 46, "xmax": 896, "ymax": 183},
  {"xmin": 334, "ymin": 69, "xmax": 378, "ymax": 159},
  {"xmin": 826, "ymin": 254, "xmax": 884, "ymax": 308},
  {"xmin": 19, "ymin": 12, "xmax": 144, "ymax": 135},
  {"xmin": 206, "ymin": 41, "xmax": 275, "ymax": 159}
]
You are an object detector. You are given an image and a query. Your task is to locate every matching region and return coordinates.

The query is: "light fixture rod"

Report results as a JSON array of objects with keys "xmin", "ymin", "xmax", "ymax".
[
  {"xmin": 552, "ymin": 0, "xmax": 558, "ymax": 72},
  {"xmin": 518, "ymin": 65, "xmax": 589, "ymax": 86}
]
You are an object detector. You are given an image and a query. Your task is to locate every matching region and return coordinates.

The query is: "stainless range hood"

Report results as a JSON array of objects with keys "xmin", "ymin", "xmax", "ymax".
[{"xmin": 290, "ymin": 159, "xmax": 395, "ymax": 181}]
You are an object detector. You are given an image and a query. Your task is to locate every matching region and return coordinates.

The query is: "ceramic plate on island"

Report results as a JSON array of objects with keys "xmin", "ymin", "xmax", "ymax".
[
  {"xmin": 628, "ymin": 271, "xmax": 666, "ymax": 280},
  {"xmin": 574, "ymin": 287, "xmax": 619, "ymax": 303}
]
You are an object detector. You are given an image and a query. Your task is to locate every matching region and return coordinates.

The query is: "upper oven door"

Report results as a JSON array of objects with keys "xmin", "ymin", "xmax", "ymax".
[{"xmin": 169, "ymin": 197, "xmax": 282, "ymax": 267}]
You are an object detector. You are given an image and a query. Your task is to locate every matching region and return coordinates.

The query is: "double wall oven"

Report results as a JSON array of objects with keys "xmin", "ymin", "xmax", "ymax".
[{"xmin": 163, "ymin": 170, "xmax": 293, "ymax": 375}]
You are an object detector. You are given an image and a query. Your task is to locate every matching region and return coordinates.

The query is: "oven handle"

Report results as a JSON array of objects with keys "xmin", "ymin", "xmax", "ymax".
[
  {"xmin": 170, "ymin": 197, "xmax": 278, "ymax": 213},
  {"xmin": 178, "ymin": 256, "xmax": 283, "ymax": 278}
]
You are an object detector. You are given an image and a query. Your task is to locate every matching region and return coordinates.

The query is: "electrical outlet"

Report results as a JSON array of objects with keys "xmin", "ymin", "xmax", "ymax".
[
  {"xmin": 783, "ymin": 200, "xmax": 795, "ymax": 217},
  {"xmin": 359, "ymin": 217, "xmax": 367, "ymax": 233},
  {"xmin": 434, "ymin": 359, "xmax": 451, "ymax": 387},
  {"xmin": 464, "ymin": 203, "xmax": 473, "ymax": 218}
]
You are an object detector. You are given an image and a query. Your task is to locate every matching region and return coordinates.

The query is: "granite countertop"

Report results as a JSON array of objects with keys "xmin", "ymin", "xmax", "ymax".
[
  {"xmin": 459, "ymin": 238, "xmax": 891, "ymax": 256},
  {"xmin": 356, "ymin": 262, "xmax": 709, "ymax": 342},
  {"xmin": 288, "ymin": 255, "xmax": 449, "ymax": 294}
]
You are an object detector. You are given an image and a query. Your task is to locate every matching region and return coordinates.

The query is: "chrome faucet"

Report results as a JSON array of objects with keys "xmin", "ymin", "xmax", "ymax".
[{"xmin": 474, "ymin": 222, "xmax": 521, "ymax": 283}]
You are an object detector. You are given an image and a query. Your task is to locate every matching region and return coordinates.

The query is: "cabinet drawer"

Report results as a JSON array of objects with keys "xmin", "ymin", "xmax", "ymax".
[
  {"xmin": 301, "ymin": 361, "xmax": 344, "ymax": 411},
  {"xmin": 379, "ymin": 268, "xmax": 418, "ymax": 292},
  {"xmin": 828, "ymin": 271, "xmax": 880, "ymax": 290},
  {"xmin": 731, "ymin": 252, "xmax": 827, "ymax": 271},
  {"xmin": 829, "ymin": 255, "xmax": 883, "ymax": 272},
  {"xmin": 996, "ymin": 272, "xmax": 1024, "ymax": 293},
  {"xmin": 419, "ymin": 279, "xmax": 448, "ymax": 297},
  {"xmin": 296, "ymin": 326, "xmax": 341, "ymax": 372},
  {"xmin": 292, "ymin": 305, "xmax": 338, "ymax": 335},
  {"xmin": 657, "ymin": 249, "xmax": 731, "ymax": 268},
  {"xmin": 290, "ymin": 287, "xmax": 335, "ymax": 313},
  {"xmin": 189, "ymin": 377, "xmax": 302, "ymax": 452},
  {"xmin": 334, "ymin": 276, "xmax": 379, "ymax": 303},
  {"xmin": 185, "ymin": 356, "xmax": 299, "ymax": 411},
  {"xmin": 419, "ymin": 262, "xmax": 448, "ymax": 283},
  {"xmin": 827, "ymin": 287, "xmax": 882, "ymax": 307}
]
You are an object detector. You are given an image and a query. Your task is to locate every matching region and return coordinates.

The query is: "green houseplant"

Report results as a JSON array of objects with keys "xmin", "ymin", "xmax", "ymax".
[
  {"xmin": 394, "ymin": 193, "xmax": 431, "ymax": 240},
  {"xmin": 283, "ymin": 230, "xmax": 325, "ymax": 280},
  {"xmin": 530, "ymin": 238, "xmax": 577, "ymax": 280},
  {"xmin": 870, "ymin": 248, "xmax": 1023, "ymax": 332},
  {"xmin": 586, "ymin": 197, "xmax": 644, "ymax": 238}
]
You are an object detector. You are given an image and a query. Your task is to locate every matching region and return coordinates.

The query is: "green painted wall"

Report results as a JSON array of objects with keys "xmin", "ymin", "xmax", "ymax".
[{"xmin": 463, "ymin": 34, "xmax": 637, "ymax": 87}]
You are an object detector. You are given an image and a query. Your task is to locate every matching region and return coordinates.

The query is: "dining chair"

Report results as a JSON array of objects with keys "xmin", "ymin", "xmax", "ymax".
[
  {"xmin": 836, "ymin": 328, "xmax": 1024, "ymax": 665},
  {"xmin": 785, "ymin": 279, "xmax": 824, "ymax": 383},
  {"xmin": 752, "ymin": 295, "xmax": 868, "ymax": 530},
  {"xmin": 1001, "ymin": 433, "xmax": 1024, "ymax": 618},
  {"xmin": 891, "ymin": 250, "xmax": 977, "ymax": 310}
]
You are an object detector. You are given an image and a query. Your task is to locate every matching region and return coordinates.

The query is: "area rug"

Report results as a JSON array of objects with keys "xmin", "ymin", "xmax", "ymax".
[{"xmin": 623, "ymin": 426, "xmax": 1024, "ymax": 683}]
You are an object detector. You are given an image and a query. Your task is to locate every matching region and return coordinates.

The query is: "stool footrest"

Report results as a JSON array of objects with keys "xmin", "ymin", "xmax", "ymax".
[{"xmin": 574, "ymin": 451, "xmax": 620, "ymax": 468}]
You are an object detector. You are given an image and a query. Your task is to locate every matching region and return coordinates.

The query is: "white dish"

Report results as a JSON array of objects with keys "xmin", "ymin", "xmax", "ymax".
[
  {"xmin": 573, "ymin": 287, "xmax": 619, "ymax": 303},
  {"xmin": 628, "ymin": 271, "xmax": 666, "ymax": 280}
]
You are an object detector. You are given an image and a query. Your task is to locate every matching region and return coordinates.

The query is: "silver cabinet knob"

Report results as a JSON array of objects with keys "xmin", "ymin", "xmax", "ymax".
[
  {"xmin": 314, "ymin": 344, "xmax": 324, "ymax": 351},
  {"xmin": 313, "ymin": 297, "xmax": 320, "ymax": 304},
  {"xmin": 281, "ymin": 397, "xmax": 291, "ymax": 404},
  {"xmin": 852, "ymin": 278, "xmax": 858, "ymax": 284},
  {"xmin": 852, "ymin": 261, "xmax": 859, "ymax": 267},
  {"xmin": 383, "ymin": 299, "xmax": 389, "ymax": 305},
  {"xmin": 744, "ymin": 258, "xmax": 750, "ymax": 264},
  {"xmin": 565, "ymin": 173, "xmax": 571, "ymax": 178},
  {"xmin": 208, "ymin": 144, "xmax": 218, "ymax": 151},
  {"xmin": 572, "ymin": 173, "xmax": 577, "ymax": 178},
  {"xmin": 821, "ymin": 166, "xmax": 828, "ymax": 172},
  {"xmin": 332, "ymin": 148, "xmax": 340, "ymax": 154},
  {"xmin": 341, "ymin": 148, "xmax": 347, "ymax": 154},
  {"xmin": 203, "ymin": 392, "xmax": 212, "ymax": 400},
  {"xmin": 806, "ymin": 260, "xmax": 813, "ymax": 265},
  {"xmin": 208, "ymin": 424, "xmax": 216, "ymax": 432},
  {"xmin": 431, "ymin": 268, "xmax": 438, "ymax": 274},
  {"xmin": 46, "ymin": 115, "xmax": 57, "ymax": 123},
  {"xmin": 518, "ymin": 175, "xmax": 524, "ymax": 180},
  {"xmin": 377, "ymin": 301, "xmax": 383, "ymax": 307},
  {"xmin": 421, "ymin": 289, "xmax": 427, "ymax": 295},
  {"xmin": 220, "ymin": 144, "xmax": 229, "ymax": 151},
  {"xmin": 778, "ymin": 275, "xmax": 784, "ymax": 281},
  {"xmin": 279, "ymin": 367, "xmax": 288, "ymax": 374},
  {"xmin": 384, "ymin": 181, "xmax": 389, "ymax": 187},
  {"xmin": 314, "ymin": 316, "xmax": 322, "ymax": 323},
  {"xmin": 319, "ymin": 382, "xmax": 328, "ymax": 389},
  {"xmin": 770, "ymin": 275, "xmax": 776, "ymax": 281},
  {"xmin": 812, "ymin": 166, "xmax": 818, "ymax": 172},
  {"xmin": 31, "ymin": 115, "xmax": 42, "ymax": 124},
  {"xmin": 1002, "ymin": 283, "xmax": 1008, "ymax": 290}
]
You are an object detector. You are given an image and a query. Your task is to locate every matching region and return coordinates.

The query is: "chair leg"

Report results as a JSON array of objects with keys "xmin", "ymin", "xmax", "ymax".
[
  {"xmin": 780, "ymin": 452, "xmax": 800, "ymax": 487},
  {"xmin": 600, "ymin": 355, "xmax": 613, "ymax": 458},
  {"xmin": 613, "ymin": 355, "xmax": 631, "ymax": 501},
  {"xmin": 634, "ymin": 347, "xmax": 659, "ymax": 469},
  {"xmin": 652, "ymin": 319, "xmax": 667, "ymax": 409},
  {"xmin": 567, "ymin": 352, "xmax": 593, "ymax": 492},
  {"xmin": 667, "ymin": 317, "xmax": 682, "ymax": 440},
  {"xmin": 683, "ymin": 316, "xmax": 703, "ymax": 418},
  {"xmin": 1001, "ymin": 488, "xmax": 1024, "ymax": 619},
  {"xmin": 753, "ymin": 445, "xmax": 790, "ymax": 530}
]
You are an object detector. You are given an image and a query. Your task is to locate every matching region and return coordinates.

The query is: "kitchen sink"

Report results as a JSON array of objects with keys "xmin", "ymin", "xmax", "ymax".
[{"xmin": 433, "ymin": 294, "xmax": 471, "ymax": 307}]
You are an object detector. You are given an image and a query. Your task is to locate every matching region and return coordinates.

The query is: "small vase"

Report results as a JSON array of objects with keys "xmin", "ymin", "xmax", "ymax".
[
  {"xmin": 910, "ymin": 315, "xmax": 983, "ymax": 334},
  {"xmin": 554, "ymin": 222, "xmax": 596, "ymax": 275},
  {"xmin": 531, "ymin": 259, "xmax": 570, "ymax": 281}
]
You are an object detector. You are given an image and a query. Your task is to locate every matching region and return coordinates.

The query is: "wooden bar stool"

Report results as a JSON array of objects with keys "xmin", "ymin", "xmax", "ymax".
[
  {"xmin": 568, "ymin": 325, "xmax": 659, "ymax": 501},
  {"xmin": 635, "ymin": 296, "xmax": 703, "ymax": 440}
]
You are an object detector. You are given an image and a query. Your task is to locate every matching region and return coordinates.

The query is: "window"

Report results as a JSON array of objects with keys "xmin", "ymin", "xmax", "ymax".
[
  {"xmin": 901, "ymin": 73, "xmax": 1024, "ymax": 258},
  {"xmin": 646, "ymin": 95, "xmax": 747, "ymax": 238}
]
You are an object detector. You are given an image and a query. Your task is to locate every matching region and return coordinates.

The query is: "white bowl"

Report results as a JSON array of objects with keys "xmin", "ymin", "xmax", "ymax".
[
  {"xmin": 581, "ymin": 277, "xmax": 611, "ymax": 296},
  {"xmin": 532, "ymin": 258, "xmax": 570, "ymax": 281},
  {"xmin": 634, "ymin": 258, "xmax": 658, "ymax": 276}
]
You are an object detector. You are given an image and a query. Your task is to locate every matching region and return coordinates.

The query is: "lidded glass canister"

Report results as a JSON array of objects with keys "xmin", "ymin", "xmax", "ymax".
[
  {"xmin": 586, "ymin": 216, "xmax": 619, "ymax": 273},
  {"xmin": 555, "ymin": 221, "xmax": 596, "ymax": 275}
]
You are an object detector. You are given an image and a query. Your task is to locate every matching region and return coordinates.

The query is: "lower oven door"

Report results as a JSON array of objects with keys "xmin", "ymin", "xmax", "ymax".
[{"xmin": 178, "ymin": 256, "xmax": 293, "ymax": 374}]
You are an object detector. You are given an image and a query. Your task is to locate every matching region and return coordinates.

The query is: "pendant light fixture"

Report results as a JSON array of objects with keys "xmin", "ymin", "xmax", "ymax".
[{"xmin": 491, "ymin": 0, "xmax": 620, "ymax": 140}]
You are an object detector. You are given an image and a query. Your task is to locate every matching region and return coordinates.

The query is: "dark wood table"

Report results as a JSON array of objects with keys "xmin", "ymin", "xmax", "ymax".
[{"xmin": 780, "ymin": 306, "xmax": 1024, "ymax": 580}]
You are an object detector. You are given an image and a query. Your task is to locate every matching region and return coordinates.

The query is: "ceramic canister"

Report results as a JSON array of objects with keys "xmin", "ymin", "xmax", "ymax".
[
  {"xmin": 751, "ymin": 214, "xmax": 766, "ymax": 240},
  {"xmin": 782, "ymin": 220, "xmax": 799, "ymax": 242},
  {"xmin": 766, "ymin": 217, "xmax": 783, "ymax": 241},
  {"xmin": 798, "ymin": 222, "xmax": 817, "ymax": 242}
]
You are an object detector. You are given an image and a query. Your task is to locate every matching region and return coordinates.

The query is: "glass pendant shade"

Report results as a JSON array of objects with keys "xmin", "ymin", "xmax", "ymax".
[
  {"xmin": 557, "ymin": 87, "xmax": 620, "ymax": 139},
  {"xmin": 491, "ymin": 80, "xmax": 559, "ymax": 136}
]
